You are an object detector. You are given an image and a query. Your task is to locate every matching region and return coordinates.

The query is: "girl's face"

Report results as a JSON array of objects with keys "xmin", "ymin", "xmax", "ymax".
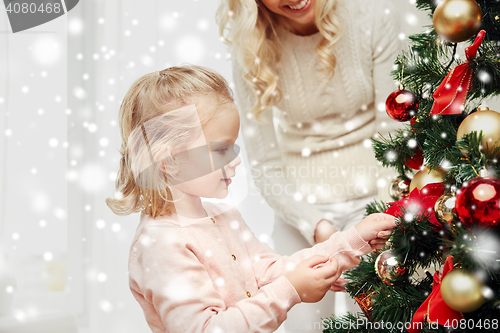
[
  {"xmin": 260, "ymin": 0, "xmax": 317, "ymax": 35},
  {"xmin": 170, "ymin": 103, "xmax": 241, "ymax": 199}
]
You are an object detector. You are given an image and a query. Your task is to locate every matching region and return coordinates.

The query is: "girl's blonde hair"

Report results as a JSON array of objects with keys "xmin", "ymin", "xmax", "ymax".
[
  {"xmin": 106, "ymin": 65, "xmax": 234, "ymax": 217},
  {"xmin": 217, "ymin": 0, "xmax": 344, "ymax": 118}
]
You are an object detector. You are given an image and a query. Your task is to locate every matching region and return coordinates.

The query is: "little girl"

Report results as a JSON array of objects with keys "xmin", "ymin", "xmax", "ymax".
[{"xmin": 106, "ymin": 65, "xmax": 396, "ymax": 333}]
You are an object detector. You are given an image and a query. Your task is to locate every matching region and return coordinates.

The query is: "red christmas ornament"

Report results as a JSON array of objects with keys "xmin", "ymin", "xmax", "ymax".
[
  {"xmin": 385, "ymin": 182, "xmax": 445, "ymax": 230},
  {"xmin": 404, "ymin": 148, "xmax": 424, "ymax": 170},
  {"xmin": 386, "ymin": 88, "xmax": 418, "ymax": 122},
  {"xmin": 455, "ymin": 176, "xmax": 500, "ymax": 228}
]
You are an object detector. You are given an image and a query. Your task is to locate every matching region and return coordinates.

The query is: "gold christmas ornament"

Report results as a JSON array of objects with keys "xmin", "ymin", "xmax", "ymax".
[
  {"xmin": 389, "ymin": 176, "xmax": 411, "ymax": 200},
  {"xmin": 434, "ymin": 192, "xmax": 457, "ymax": 224},
  {"xmin": 375, "ymin": 251, "xmax": 406, "ymax": 285},
  {"xmin": 441, "ymin": 269, "xmax": 485, "ymax": 313},
  {"xmin": 457, "ymin": 105, "xmax": 500, "ymax": 156},
  {"xmin": 409, "ymin": 167, "xmax": 447, "ymax": 192},
  {"xmin": 433, "ymin": 0, "xmax": 482, "ymax": 43},
  {"xmin": 354, "ymin": 291, "xmax": 376, "ymax": 321}
]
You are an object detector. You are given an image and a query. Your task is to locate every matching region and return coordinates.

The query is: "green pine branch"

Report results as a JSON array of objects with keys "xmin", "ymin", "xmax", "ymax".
[{"xmin": 349, "ymin": 1, "xmax": 500, "ymax": 331}]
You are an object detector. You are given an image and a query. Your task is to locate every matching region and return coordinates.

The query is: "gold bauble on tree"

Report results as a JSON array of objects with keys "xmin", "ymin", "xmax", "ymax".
[
  {"xmin": 434, "ymin": 192, "xmax": 457, "ymax": 224},
  {"xmin": 441, "ymin": 269, "xmax": 485, "ymax": 313},
  {"xmin": 375, "ymin": 251, "xmax": 407, "ymax": 285},
  {"xmin": 433, "ymin": 0, "xmax": 482, "ymax": 43},
  {"xmin": 354, "ymin": 291, "xmax": 376, "ymax": 321},
  {"xmin": 389, "ymin": 176, "xmax": 411, "ymax": 200},
  {"xmin": 409, "ymin": 166, "xmax": 447, "ymax": 192},
  {"xmin": 457, "ymin": 105, "xmax": 500, "ymax": 156}
]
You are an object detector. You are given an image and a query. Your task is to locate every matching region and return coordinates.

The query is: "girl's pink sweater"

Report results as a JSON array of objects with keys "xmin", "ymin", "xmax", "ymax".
[{"xmin": 128, "ymin": 202, "xmax": 372, "ymax": 332}]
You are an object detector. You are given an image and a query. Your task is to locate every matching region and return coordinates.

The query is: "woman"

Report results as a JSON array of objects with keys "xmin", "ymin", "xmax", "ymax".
[{"xmin": 217, "ymin": 0, "xmax": 401, "ymax": 331}]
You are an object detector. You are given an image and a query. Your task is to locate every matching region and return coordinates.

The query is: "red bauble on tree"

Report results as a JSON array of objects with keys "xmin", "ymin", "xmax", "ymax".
[
  {"xmin": 404, "ymin": 148, "xmax": 424, "ymax": 170},
  {"xmin": 386, "ymin": 87, "xmax": 418, "ymax": 122},
  {"xmin": 455, "ymin": 176, "xmax": 500, "ymax": 228}
]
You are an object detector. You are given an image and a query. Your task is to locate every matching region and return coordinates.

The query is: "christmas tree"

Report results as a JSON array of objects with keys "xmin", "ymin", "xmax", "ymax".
[{"xmin": 324, "ymin": 1, "xmax": 500, "ymax": 332}]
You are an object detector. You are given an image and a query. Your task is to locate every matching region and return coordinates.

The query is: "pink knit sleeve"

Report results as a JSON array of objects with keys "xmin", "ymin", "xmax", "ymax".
[
  {"xmin": 237, "ymin": 212, "xmax": 372, "ymax": 288},
  {"xmin": 130, "ymin": 229, "xmax": 301, "ymax": 333}
]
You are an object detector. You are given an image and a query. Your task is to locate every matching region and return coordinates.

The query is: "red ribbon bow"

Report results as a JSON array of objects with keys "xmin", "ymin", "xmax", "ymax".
[
  {"xmin": 407, "ymin": 256, "xmax": 462, "ymax": 333},
  {"xmin": 430, "ymin": 30, "xmax": 486, "ymax": 116},
  {"xmin": 384, "ymin": 182, "xmax": 445, "ymax": 230}
]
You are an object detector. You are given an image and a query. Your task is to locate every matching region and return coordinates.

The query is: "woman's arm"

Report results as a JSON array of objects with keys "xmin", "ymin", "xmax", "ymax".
[{"xmin": 232, "ymin": 59, "xmax": 334, "ymax": 246}]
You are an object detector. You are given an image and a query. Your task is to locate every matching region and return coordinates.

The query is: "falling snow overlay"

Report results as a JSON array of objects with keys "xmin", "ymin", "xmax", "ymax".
[{"xmin": 0, "ymin": 1, "xmax": 489, "ymax": 333}]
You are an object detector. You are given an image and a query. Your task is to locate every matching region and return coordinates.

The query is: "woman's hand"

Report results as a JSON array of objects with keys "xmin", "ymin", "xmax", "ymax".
[{"xmin": 314, "ymin": 219, "xmax": 338, "ymax": 244}]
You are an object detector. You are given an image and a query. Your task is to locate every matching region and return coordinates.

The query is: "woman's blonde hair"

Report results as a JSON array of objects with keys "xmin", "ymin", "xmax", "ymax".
[
  {"xmin": 217, "ymin": 0, "xmax": 344, "ymax": 118},
  {"xmin": 106, "ymin": 65, "xmax": 234, "ymax": 217}
]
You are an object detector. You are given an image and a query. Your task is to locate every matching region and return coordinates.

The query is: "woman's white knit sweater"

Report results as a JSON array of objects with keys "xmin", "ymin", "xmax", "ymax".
[{"xmin": 232, "ymin": 0, "xmax": 403, "ymax": 245}]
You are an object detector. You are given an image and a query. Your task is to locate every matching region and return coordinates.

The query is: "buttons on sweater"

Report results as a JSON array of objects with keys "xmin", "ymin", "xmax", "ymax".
[
  {"xmin": 246, "ymin": 291, "xmax": 251, "ymax": 298},
  {"xmin": 232, "ymin": 254, "xmax": 236, "ymax": 261},
  {"xmin": 211, "ymin": 218, "xmax": 216, "ymax": 224}
]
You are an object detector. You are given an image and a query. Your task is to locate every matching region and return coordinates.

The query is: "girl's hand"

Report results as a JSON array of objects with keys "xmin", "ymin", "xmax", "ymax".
[
  {"xmin": 354, "ymin": 213, "xmax": 397, "ymax": 250},
  {"xmin": 285, "ymin": 255, "xmax": 341, "ymax": 303},
  {"xmin": 329, "ymin": 277, "xmax": 347, "ymax": 292},
  {"xmin": 314, "ymin": 219, "xmax": 337, "ymax": 244}
]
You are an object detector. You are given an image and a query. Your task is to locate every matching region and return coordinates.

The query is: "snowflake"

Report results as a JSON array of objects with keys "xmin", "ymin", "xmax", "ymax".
[
  {"xmin": 230, "ymin": 220, "xmax": 240, "ymax": 230},
  {"xmin": 478, "ymin": 70, "xmax": 491, "ymax": 84},
  {"xmin": 198, "ymin": 19, "xmax": 209, "ymax": 31},
  {"xmin": 215, "ymin": 277, "xmax": 225, "ymax": 287},
  {"xmin": 97, "ymin": 273, "xmax": 107, "ymax": 282},
  {"xmin": 32, "ymin": 36, "xmax": 61, "ymax": 65},
  {"xmin": 111, "ymin": 223, "xmax": 121, "ymax": 233},
  {"xmin": 385, "ymin": 150, "xmax": 397, "ymax": 162},
  {"xmin": 404, "ymin": 213, "xmax": 414, "ymax": 222},
  {"xmin": 258, "ymin": 234, "xmax": 269, "ymax": 243},
  {"xmin": 96, "ymin": 219, "xmax": 105, "ymax": 229},
  {"xmin": 43, "ymin": 252, "xmax": 53, "ymax": 261},
  {"xmin": 68, "ymin": 18, "xmax": 84, "ymax": 35},
  {"xmin": 377, "ymin": 178, "xmax": 387, "ymax": 188},
  {"xmin": 99, "ymin": 300, "xmax": 113, "ymax": 312},
  {"xmin": 163, "ymin": 276, "xmax": 196, "ymax": 301},
  {"xmin": 73, "ymin": 86, "xmax": 86, "ymax": 99},
  {"xmin": 407, "ymin": 139, "xmax": 417, "ymax": 148},
  {"xmin": 175, "ymin": 36, "xmax": 205, "ymax": 63},
  {"xmin": 307, "ymin": 194, "xmax": 316, "ymax": 204},
  {"xmin": 344, "ymin": 121, "xmax": 354, "ymax": 131},
  {"xmin": 405, "ymin": 13, "xmax": 418, "ymax": 25}
]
